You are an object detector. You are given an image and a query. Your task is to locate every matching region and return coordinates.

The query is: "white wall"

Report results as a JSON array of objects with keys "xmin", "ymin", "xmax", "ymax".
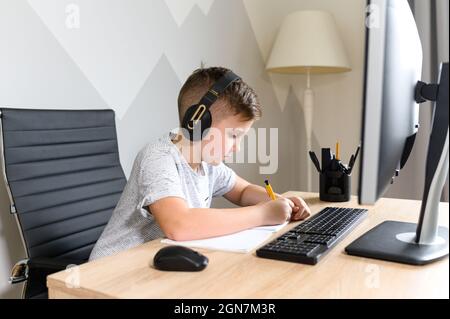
[
  {"xmin": 0, "ymin": 0, "xmax": 369, "ymax": 298},
  {"xmin": 244, "ymin": 0, "xmax": 366, "ymax": 193}
]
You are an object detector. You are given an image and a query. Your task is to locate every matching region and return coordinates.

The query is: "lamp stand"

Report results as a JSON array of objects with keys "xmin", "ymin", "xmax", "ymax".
[{"xmin": 303, "ymin": 69, "xmax": 314, "ymax": 191}]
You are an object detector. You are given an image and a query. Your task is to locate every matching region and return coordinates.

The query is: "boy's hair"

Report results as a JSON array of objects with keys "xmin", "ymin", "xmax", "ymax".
[{"xmin": 177, "ymin": 67, "xmax": 261, "ymax": 125}]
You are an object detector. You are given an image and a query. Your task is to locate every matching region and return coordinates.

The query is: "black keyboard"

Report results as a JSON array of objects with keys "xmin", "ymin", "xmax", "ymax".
[{"xmin": 256, "ymin": 207, "xmax": 368, "ymax": 265}]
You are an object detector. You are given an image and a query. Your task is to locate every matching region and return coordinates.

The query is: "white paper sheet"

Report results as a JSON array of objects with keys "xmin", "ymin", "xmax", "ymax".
[{"xmin": 161, "ymin": 228, "xmax": 275, "ymax": 253}]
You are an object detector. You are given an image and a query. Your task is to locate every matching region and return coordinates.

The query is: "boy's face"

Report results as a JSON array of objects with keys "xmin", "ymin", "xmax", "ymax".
[{"xmin": 200, "ymin": 113, "xmax": 254, "ymax": 165}]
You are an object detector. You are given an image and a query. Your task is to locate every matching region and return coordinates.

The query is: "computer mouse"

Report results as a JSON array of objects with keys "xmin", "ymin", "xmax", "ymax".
[{"xmin": 153, "ymin": 245, "xmax": 208, "ymax": 271}]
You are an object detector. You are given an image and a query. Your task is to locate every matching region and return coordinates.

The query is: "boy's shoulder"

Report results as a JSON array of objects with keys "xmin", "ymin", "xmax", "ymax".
[
  {"xmin": 136, "ymin": 133, "xmax": 178, "ymax": 166},
  {"xmin": 135, "ymin": 135, "xmax": 179, "ymax": 172}
]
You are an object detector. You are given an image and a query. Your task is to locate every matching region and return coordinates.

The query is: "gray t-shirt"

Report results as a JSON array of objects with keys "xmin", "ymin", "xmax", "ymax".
[{"xmin": 89, "ymin": 133, "xmax": 236, "ymax": 261}]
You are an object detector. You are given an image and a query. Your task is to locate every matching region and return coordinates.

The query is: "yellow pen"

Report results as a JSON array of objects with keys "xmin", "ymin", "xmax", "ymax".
[{"xmin": 264, "ymin": 180, "xmax": 277, "ymax": 200}]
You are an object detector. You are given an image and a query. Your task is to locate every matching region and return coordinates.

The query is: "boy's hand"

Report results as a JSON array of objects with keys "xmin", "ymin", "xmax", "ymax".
[
  {"xmin": 285, "ymin": 196, "xmax": 311, "ymax": 221},
  {"xmin": 259, "ymin": 198, "xmax": 294, "ymax": 225},
  {"xmin": 258, "ymin": 196, "xmax": 311, "ymax": 225}
]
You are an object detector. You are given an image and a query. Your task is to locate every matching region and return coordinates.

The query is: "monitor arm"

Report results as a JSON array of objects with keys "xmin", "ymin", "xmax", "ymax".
[
  {"xmin": 414, "ymin": 62, "xmax": 449, "ymax": 244},
  {"xmin": 415, "ymin": 81, "xmax": 439, "ymax": 103}
]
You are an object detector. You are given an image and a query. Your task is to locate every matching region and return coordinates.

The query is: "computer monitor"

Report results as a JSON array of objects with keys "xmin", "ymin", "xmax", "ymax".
[{"xmin": 346, "ymin": 0, "xmax": 449, "ymax": 265}]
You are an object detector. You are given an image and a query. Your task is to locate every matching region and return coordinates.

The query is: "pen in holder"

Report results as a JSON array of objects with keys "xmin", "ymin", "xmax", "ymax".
[{"xmin": 309, "ymin": 144, "xmax": 360, "ymax": 202}]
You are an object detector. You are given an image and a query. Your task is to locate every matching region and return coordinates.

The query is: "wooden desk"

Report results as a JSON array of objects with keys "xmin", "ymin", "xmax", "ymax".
[{"xmin": 47, "ymin": 192, "xmax": 449, "ymax": 299}]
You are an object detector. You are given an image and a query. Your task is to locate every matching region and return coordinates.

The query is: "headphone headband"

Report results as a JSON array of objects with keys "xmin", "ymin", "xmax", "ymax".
[{"xmin": 198, "ymin": 71, "xmax": 241, "ymax": 109}]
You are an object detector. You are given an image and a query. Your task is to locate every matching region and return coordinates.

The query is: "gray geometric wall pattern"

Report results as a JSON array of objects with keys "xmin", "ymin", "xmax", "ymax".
[
  {"xmin": 24, "ymin": 0, "xmax": 309, "ymax": 192},
  {"xmin": 26, "ymin": 0, "xmax": 307, "ymax": 116}
]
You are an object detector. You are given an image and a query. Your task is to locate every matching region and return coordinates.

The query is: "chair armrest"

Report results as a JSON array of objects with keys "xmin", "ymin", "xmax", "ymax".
[
  {"xmin": 27, "ymin": 257, "xmax": 81, "ymax": 273},
  {"xmin": 10, "ymin": 257, "xmax": 82, "ymax": 284},
  {"xmin": 11, "ymin": 257, "xmax": 84, "ymax": 299}
]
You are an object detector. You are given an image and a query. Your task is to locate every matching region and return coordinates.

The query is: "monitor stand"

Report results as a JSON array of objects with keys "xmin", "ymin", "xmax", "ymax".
[{"xmin": 346, "ymin": 62, "xmax": 449, "ymax": 265}]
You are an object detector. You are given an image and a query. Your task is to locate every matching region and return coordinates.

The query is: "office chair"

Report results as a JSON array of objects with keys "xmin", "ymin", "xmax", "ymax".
[{"xmin": 0, "ymin": 108, "xmax": 127, "ymax": 298}]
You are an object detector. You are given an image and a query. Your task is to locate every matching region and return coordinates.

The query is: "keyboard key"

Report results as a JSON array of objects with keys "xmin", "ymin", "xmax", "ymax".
[{"xmin": 304, "ymin": 234, "xmax": 336, "ymax": 246}]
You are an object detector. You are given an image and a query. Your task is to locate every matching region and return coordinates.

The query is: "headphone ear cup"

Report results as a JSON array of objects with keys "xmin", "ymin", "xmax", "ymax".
[{"xmin": 182, "ymin": 105, "xmax": 212, "ymax": 141}]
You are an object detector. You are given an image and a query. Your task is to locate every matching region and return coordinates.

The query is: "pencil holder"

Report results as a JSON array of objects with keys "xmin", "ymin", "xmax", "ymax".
[
  {"xmin": 310, "ymin": 145, "xmax": 359, "ymax": 202},
  {"xmin": 319, "ymin": 169, "xmax": 351, "ymax": 202}
]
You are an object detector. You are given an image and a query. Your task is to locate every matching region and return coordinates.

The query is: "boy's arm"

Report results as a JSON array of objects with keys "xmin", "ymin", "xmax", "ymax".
[
  {"xmin": 223, "ymin": 175, "xmax": 274, "ymax": 206},
  {"xmin": 148, "ymin": 196, "xmax": 293, "ymax": 241},
  {"xmin": 224, "ymin": 175, "xmax": 311, "ymax": 219}
]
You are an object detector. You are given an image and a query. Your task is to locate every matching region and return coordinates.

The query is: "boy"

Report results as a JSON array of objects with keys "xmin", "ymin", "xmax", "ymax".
[{"xmin": 89, "ymin": 67, "xmax": 310, "ymax": 261}]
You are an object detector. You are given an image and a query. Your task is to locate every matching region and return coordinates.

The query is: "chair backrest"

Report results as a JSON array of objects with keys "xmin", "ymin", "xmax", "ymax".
[{"xmin": 0, "ymin": 108, "xmax": 127, "ymax": 262}]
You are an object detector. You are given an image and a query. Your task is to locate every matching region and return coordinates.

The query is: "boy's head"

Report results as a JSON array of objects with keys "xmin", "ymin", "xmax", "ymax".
[{"xmin": 177, "ymin": 67, "xmax": 262, "ymax": 164}]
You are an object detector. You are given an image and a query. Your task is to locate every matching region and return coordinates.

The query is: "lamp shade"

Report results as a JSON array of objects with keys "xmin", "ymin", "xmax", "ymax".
[{"xmin": 266, "ymin": 10, "xmax": 351, "ymax": 74}]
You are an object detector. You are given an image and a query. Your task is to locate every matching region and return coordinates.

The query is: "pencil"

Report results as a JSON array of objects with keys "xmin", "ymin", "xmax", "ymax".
[
  {"xmin": 264, "ymin": 180, "xmax": 277, "ymax": 201},
  {"xmin": 336, "ymin": 141, "xmax": 340, "ymax": 161}
]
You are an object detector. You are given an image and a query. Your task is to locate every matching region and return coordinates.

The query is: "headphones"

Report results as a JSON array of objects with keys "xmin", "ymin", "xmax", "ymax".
[{"xmin": 181, "ymin": 70, "xmax": 241, "ymax": 141}]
